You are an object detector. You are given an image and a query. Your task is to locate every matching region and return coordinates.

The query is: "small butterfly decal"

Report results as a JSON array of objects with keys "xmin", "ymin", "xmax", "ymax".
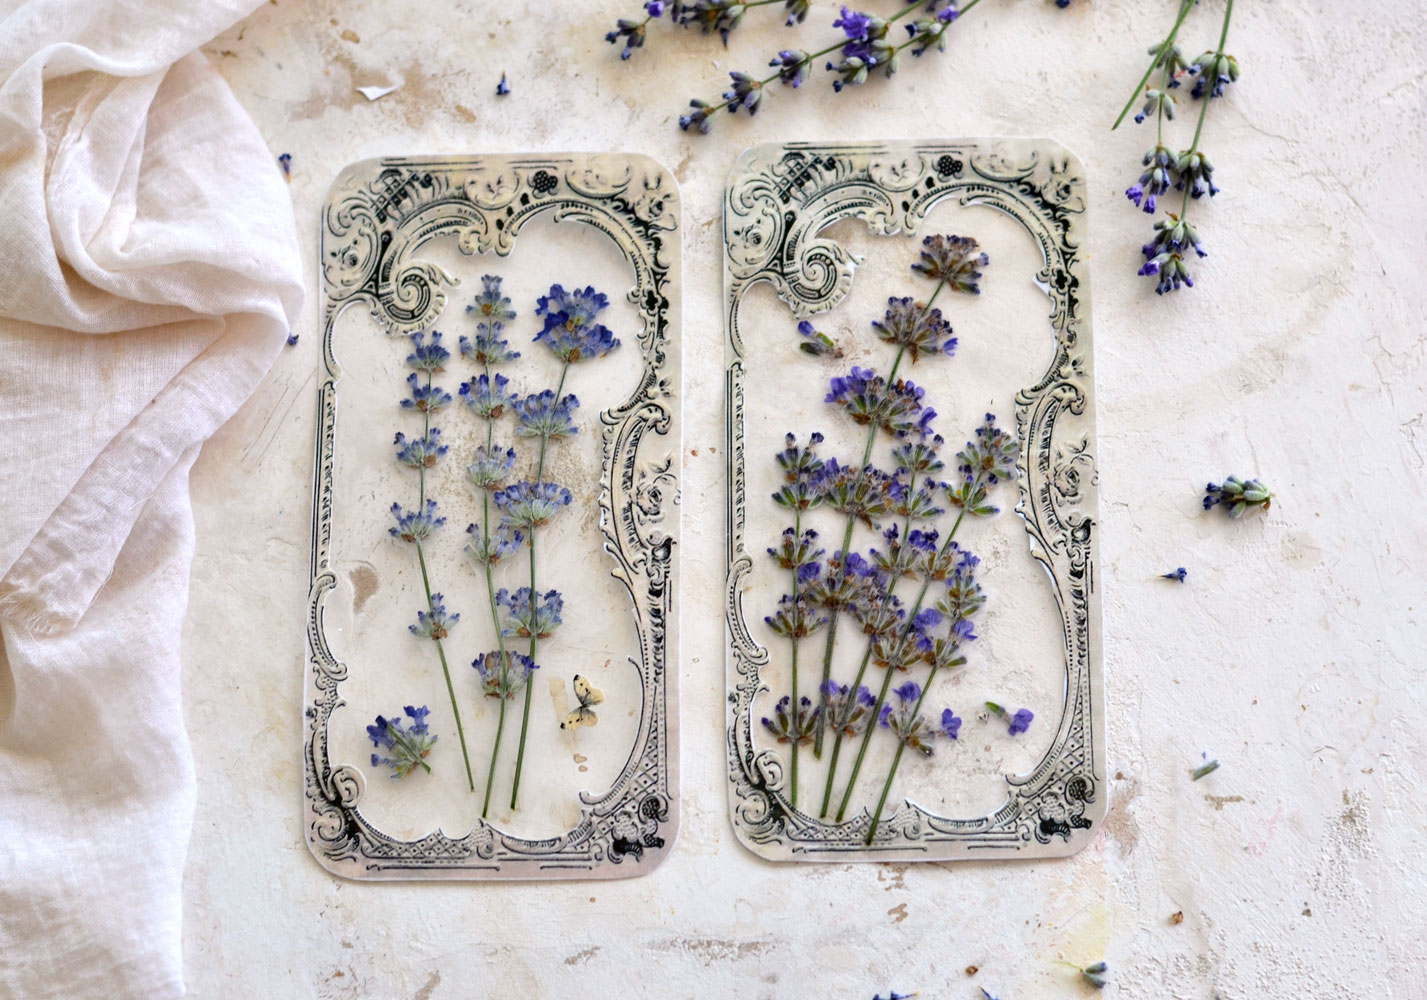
[{"xmin": 561, "ymin": 674, "xmax": 604, "ymax": 730}]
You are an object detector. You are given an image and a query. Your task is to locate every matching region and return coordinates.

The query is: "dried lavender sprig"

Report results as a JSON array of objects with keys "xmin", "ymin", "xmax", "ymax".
[
  {"xmin": 606, "ymin": 0, "xmax": 796, "ymax": 63},
  {"xmin": 1113, "ymin": 0, "xmax": 1195, "ymax": 131}
]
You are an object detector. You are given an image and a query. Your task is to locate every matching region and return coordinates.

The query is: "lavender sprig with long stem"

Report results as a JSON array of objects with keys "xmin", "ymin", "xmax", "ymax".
[
  {"xmin": 504, "ymin": 284, "xmax": 620, "ymax": 810},
  {"xmin": 391, "ymin": 332, "xmax": 475, "ymax": 792},
  {"xmin": 460, "ymin": 276, "xmax": 527, "ymax": 817}
]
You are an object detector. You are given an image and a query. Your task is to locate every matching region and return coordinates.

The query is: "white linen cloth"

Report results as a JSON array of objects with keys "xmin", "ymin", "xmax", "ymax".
[{"xmin": 0, "ymin": 1, "xmax": 302, "ymax": 995}]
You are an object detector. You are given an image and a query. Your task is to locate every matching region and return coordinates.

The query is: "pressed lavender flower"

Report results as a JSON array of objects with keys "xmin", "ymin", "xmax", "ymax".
[
  {"xmin": 1138, "ymin": 244, "xmax": 1196, "ymax": 295},
  {"xmin": 823, "ymin": 680, "xmax": 877, "ymax": 738},
  {"xmin": 534, "ymin": 284, "xmax": 620, "ymax": 362},
  {"xmin": 762, "ymin": 695, "xmax": 820, "ymax": 745},
  {"xmin": 723, "ymin": 71, "xmax": 766, "ymax": 115},
  {"xmin": 770, "ymin": 49, "xmax": 813, "ymax": 88},
  {"xmin": 892, "ymin": 435, "xmax": 946, "ymax": 476},
  {"xmin": 513, "ymin": 389, "xmax": 580, "ymax": 440},
  {"xmin": 681, "ymin": 0, "xmax": 748, "ymax": 42},
  {"xmin": 946, "ymin": 413, "xmax": 1017, "ymax": 514},
  {"xmin": 405, "ymin": 331, "xmax": 450, "ymax": 372},
  {"xmin": 1126, "ymin": 144, "xmax": 1175, "ymax": 213},
  {"xmin": 1174, "ymin": 147, "xmax": 1218, "ymax": 199},
  {"xmin": 871, "ymin": 526, "xmax": 930, "ymax": 580},
  {"xmin": 606, "ymin": 13, "xmax": 653, "ymax": 60},
  {"xmin": 826, "ymin": 367, "xmax": 883, "ymax": 425},
  {"xmin": 938, "ymin": 707, "xmax": 962, "ymax": 740},
  {"xmin": 497, "ymin": 587, "xmax": 565, "ymax": 639},
  {"xmin": 678, "ymin": 98, "xmax": 716, "ymax": 134},
  {"xmin": 767, "ymin": 527, "xmax": 825, "ymax": 571},
  {"xmin": 1133, "ymin": 87, "xmax": 1176, "ymax": 125},
  {"xmin": 811, "ymin": 550, "xmax": 880, "ymax": 613},
  {"xmin": 879, "ymin": 379, "xmax": 931, "ymax": 437},
  {"xmin": 910, "ymin": 234, "xmax": 987, "ymax": 294},
  {"xmin": 936, "ymin": 547, "xmax": 986, "ymax": 618},
  {"xmin": 906, "ymin": 6, "xmax": 959, "ymax": 57},
  {"xmin": 286, "ymin": 333, "xmax": 298, "ymax": 346},
  {"xmin": 1189, "ymin": 50, "xmax": 1239, "ymax": 100},
  {"xmin": 872, "ymin": 296, "xmax": 956, "ymax": 361},
  {"xmin": 891, "ymin": 481, "xmax": 945, "ymax": 522},
  {"xmin": 855, "ymin": 589, "xmax": 905, "ymax": 638},
  {"xmin": 473, "ymin": 650, "xmax": 539, "ymax": 699},
  {"xmin": 1081, "ymin": 962, "xmax": 1109, "ymax": 989},
  {"xmin": 879, "ymin": 680, "xmax": 935, "ymax": 755},
  {"xmin": 389, "ymin": 499, "xmax": 445, "ymax": 543},
  {"xmin": 772, "ymin": 432, "xmax": 827, "ymax": 510},
  {"xmin": 784, "ymin": 0, "xmax": 810, "ymax": 23},
  {"xmin": 467, "ymin": 275, "xmax": 516, "ymax": 323},
  {"xmin": 796, "ymin": 319, "xmax": 841, "ymax": 357},
  {"xmin": 494, "ymin": 480, "xmax": 573, "ymax": 530},
  {"xmin": 459, "ymin": 373, "xmax": 518, "ymax": 419},
  {"xmin": 400, "ymin": 372, "xmax": 453, "ymax": 413},
  {"xmin": 459, "ymin": 329, "xmax": 520, "ymax": 366},
  {"xmin": 464, "ymin": 521, "xmax": 525, "ymax": 566},
  {"xmin": 496, "ymin": 72, "xmax": 509, "ymax": 96},
  {"xmin": 986, "ymin": 701, "xmax": 1034, "ymax": 735},
  {"xmin": 1203, "ymin": 475, "xmax": 1272, "ymax": 517},
  {"xmin": 1161, "ymin": 566, "xmax": 1188, "ymax": 582},
  {"xmin": 410, "ymin": 594, "xmax": 459, "ymax": 640},
  {"xmin": 466, "ymin": 445, "xmax": 518, "ymax": 491},
  {"xmin": 367, "ymin": 705, "xmax": 437, "ymax": 777},
  {"xmin": 393, "ymin": 428, "xmax": 448, "ymax": 469},
  {"xmin": 1192, "ymin": 755, "xmax": 1220, "ymax": 780},
  {"xmin": 832, "ymin": 5, "xmax": 876, "ymax": 40},
  {"xmin": 827, "ymin": 54, "xmax": 871, "ymax": 91},
  {"xmin": 277, "ymin": 152, "xmax": 292, "ymax": 178},
  {"xmin": 819, "ymin": 460, "xmax": 895, "ymax": 527},
  {"xmin": 871, "ymin": 625, "xmax": 931, "ymax": 673},
  {"xmin": 764, "ymin": 593, "xmax": 828, "ymax": 639}
]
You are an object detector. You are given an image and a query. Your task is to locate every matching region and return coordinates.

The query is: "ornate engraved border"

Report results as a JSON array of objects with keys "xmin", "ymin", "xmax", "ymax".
[
  {"xmin": 724, "ymin": 140, "xmax": 1104, "ymax": 862},
  {"xmin": 306, "ymin": 154, "xmax": 680, "ymax": 880}
]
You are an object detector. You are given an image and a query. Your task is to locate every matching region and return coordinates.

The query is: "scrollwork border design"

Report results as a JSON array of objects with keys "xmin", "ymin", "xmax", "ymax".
[
  {"xmin": 306, "ymin": 154, "xmax": 680, "ymax": 880},
  {"xmin": 724, "ymin": 140, "xmax": 1104, "ymax": 862}
]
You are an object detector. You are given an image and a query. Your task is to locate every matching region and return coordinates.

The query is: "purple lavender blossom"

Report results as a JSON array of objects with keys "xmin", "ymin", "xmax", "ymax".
[{"xmin": 367, "ymin": 705, "xmax": 436, "ymax": 777}]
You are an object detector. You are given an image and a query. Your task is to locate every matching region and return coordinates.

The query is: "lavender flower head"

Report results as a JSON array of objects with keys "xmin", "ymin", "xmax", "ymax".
[
  {"xmin": 466, "ymin": 445, "xmax": 518, "ymax": 492},
  {"xmin": 1139, "ymin": 214, "xmax": 1206, "ymax": 295},
  {"xmin": 534, "ymin": 284, "xmax": 620, "ymax": 363},
  {"xmin": 723, "ymin": 71, "xmax": 765, "ymax": 115},
  {"xmin": 405, "ymin": 331, "xmax": 450, "ymax": 372},
  {"xmin": 1189, "ymin": 50, "xmax": 1240, "ymax": 100},
  {"xmin": 464, "ymin": 521, "xmax": 525, "ymax": 566},
  {"xmin": 473, "ymin": 650, "xmax": 539, "ymax": 699},
  {"xmin": 389, "ymin": 499, "xmax": 445, "ymax": 543},
  {"xmin": 467, "ymin": 274, "xmax": 516, "ymax": 323},
  {"xmin": 498, "ymin": 587, "xmax": 565, "ymax": 639},
  {"xmin": 409, "ymin": 593, "xmax": 459, "ymax": 640},
  {"xmin": 400, "ymin": 372, "xmax": 453, "ymax": 413},
  {"xmin": 1203, "ymin": 475, "xmax": 1271, "ymax": 518},
  {"xmin": 459, "ymin": 373, "xmax": 518, "ymax": 420},
  {"xmin": 514, "ymin": 389, "xmax": 579, "ymax": 440},
  {"xmin": 1126, "ymin": 145, "xmax": 1175, "ymax": 214},
  {"xmin": 957, "ymin": 413, "xmax": 1018, "ymax": 486},
  {"xmin": 762, "ymin": 694, "xmax": 820, "ymax": 746},
  {"xmin": 872, "ymin": 296, "xmax": 956, "ymax": 362},
  {"xmin": 772, "ymin": 431, "xmax": 827, "ymax": 511},
  {"xmin": 768, "ymin": 526, "xmax": 824, "ymax": 572},
  {"xmin": 823, "ymin": 680, "xmax": 877, "ymax": 737},
  {"xmin": 393, "ymin": 428, "xmax": 448, "ymax": 469},
  {"xmin": 911, "ymin": 234, "xmax": 987, "ymax": 294},
  {"xmin": 764, "ymin": 593, "xmax": 828, "ymax": 640},
  {"xmin": 770, "ymin": 49, "xmax": 813, "ymax": 88},
  {"xmin": 879, "ymin": 680, "xmax": 937, "ymax": 756},
  {"xmin": 494, "ymin": 480, "xmax": 573, "ymax": 530},
  {"xmin": 367, "ymin": 705, "xmax": 437, "ymax": 777}
]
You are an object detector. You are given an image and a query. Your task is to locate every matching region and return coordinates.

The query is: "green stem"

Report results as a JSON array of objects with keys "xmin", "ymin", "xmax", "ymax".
[
  {"xmin": 1112, "ymin": 0, "xmax": 1196, "ymax": 131},
  {"xmin": 416, "ymin": 540, "xmax": 475, "ymax": 792},
  {"xmin": 477, "ymin": 359, "xmax": 514, "ymax": 817},
  {"xmin": 788, "ymin": 510, "xmax": 803, "ymax": 808},
  {"xmin": 865, "ymin": 662, "xmax": 941, "ymax": 844},
  {"xmin": 509, "ymin": 361, "xmax": 571, "ymax": 810}
]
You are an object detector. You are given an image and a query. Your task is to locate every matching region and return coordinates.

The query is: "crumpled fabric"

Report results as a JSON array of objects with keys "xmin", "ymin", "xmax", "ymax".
[{"xmin": 0, "ymin": 1, "xmax": 302, "ymax": 995}]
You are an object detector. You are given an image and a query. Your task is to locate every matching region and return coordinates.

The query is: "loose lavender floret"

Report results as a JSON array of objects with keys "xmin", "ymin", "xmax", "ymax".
[
  {"xmin": 1161, "ymin": 566, "xmax": 1188, "ymax": 582},
  {"xmin": 367, "ymin": 705, "xmax": 437, "ymax": 777},
  {"xmin": 796, "ymin": 319, "xmax": 841, "ymax": 357},
  {"xmin": 985, "ymin": 700, "xmax": 1034, "ymax": 735}
]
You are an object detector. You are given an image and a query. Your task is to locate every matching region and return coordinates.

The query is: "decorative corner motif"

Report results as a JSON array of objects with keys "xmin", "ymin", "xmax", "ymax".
[
  {"xmin": 307, "ymin": 154, "xmax": 680, "ymax": 880},
  {"xmin": 723, "ymin": 139, "xmax": 1104, "ymax": 862}
]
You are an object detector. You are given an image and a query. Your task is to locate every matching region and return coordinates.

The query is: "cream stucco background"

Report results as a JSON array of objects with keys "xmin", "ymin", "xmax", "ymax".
[{"xmin": 184, "ymin": 1, "xmax": 1426, "ymax": 996}]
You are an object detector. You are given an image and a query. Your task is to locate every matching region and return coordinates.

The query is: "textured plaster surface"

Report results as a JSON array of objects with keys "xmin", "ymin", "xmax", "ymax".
[{"xmin": 184, "ymin": 0, "xmax": 1427, "ymax": 996}]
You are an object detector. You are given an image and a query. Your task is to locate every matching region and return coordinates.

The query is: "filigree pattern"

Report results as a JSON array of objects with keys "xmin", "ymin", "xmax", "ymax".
[
  {"xmin": 306, "ymin": 154, "xmax": 681, "ymax": 880},
  {"xmin": 723, "ymin": 140, "xmax": 1104, "ymax": 862}
]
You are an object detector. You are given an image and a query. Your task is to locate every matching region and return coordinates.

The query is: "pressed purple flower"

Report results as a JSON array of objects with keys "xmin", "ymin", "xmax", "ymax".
[
  {"xmin": 796, "ymin": 319, "xmax": 842, "ymax": 357},
  {"xmin": 872, "ymin": 296, "xmax": 956, "ymax": 362},
  {"xmin": 1161, "ymin": 566, "xmax": 1188, "ymax": 582},
  {"xmin": 824, "ymin": 680, "xmax": 878, "ymax": 737},
  {"xmin": 936, "ymin": 546, "xmax": 986, "ymax": 618},
  {"xmin": 764, "ymin": 593, "xmax": 828, "ymax": 639},
  {"xmin": 464, "ymin": 521, "xmax": 525, "ymax": 566},
  {"xmin": 986, "ymin": 700, "xmax": 1033, "ymax": 735},
  {"xmin": 277, "ymin": 152, "xmax": 292, "ymax": 178},
  {"xmin": 405, "ymin": 331, "xmax": 450, "ymax": 372},
  {"xmin": 467, "ymin": 274, "xmax": 515, "ymax": 323},
  {"xmin": 854, "ymin": 589, "xmax": 905, "ymax": 638},
  {"xmin": 1203, "ymin": 475, "xmax": 1271, "ymax": 517},
  {"xmin": 770, "ymin": 49, "xmax": 813, "ymax": 88},
  {"xmin": 679, "ymin": 98, "xmax": 717, "ymax": 134},
  {"xmin": 513, "ymin": 389, "xmax": 579, "ymax": 440},
  {"xmin": 393, "ymin": 428, "xmax": 448, "ymax": 469},
  {"xmin": 911, "ymin": 234, "xmax": 988, "ymax": 294},
  {"xmin": 409, "ymin": 593, "xmax": 459, "ymax": 640},
  {"xmin": 819, "ymin": 460, "xmax": 896, "ymax": 527},
  {"xmin": 1173, "ymin": 147, "xmax": 1219, "ymax": 199},
  {"xmin": 768, "ymin": 526, "xmax": 825, "ymax": 570},
  {"xmin": 880, "ymin": 680, "xmax": 935, "ymax": 755},
  {"xmin": 1188, "ymin": 50, "xmax": 1239, "ymax": 100},
  {"xmin": 938, "ymin": 707, "xmax": 962, "ymax": 740},
  {"xmin": 827, "ymin": 54, "xmax": 871, "ymax": 92},
  {"xmin": 871, "ymin": 626, "xmax": 929, "ymax": 672},
  {"xmin": 762, "ymin": 694, "xmax": 820, "ymax": 745},
  {"xmin": 833, "ymin": 6, "xmax": 875, "ymax": 39},
  {"xmin": 496, "ymin": 72, "xmax": 510, "ymax": 96},
  {"xmin": 389, "ymin": 499, "xmax": 445, "ymax": 543},
  {"xmin": 534, "ymin": 284, "xmax": 620, "ymax": 363},
  {"xmin": 400, "ymin": 372, "xmax": 453, "ymax": 413},
  {"xmin": 1133, "ymin": 87, "xmax": 1176, "ymax": 125},
  {"xmin": 606, "ymin": 15, "xmax": 652, "ymax": 60},
  {"xmin": 497, "ymin": 587, "xmax": 564, "ymax": 639},
  {"xmin": 1126, "ymin": 144, "xmax": 1175, "ymax": 213},
  {"xmin": 785, "ymin": 0, "xmax": 810, "ymax": 24},
  {"xmin": 459, "ymin": 373, "xmax": 518, "ymax": 420},
  {"xmin": 772, "ymin": 431, "xmax": 827, "ymax": 510},
  {"xmin": 466, "ymin": 444, "xmax": 518, "ymax": 491},
  {"xmin": 680, "ymin": 0, "xmax": 748, "ymax": 43},
  {"xmin": 906, "ymin": 6, "xmax": 958, "ymax": 57},
  {"xmin": 870, "ymin": 527, "xmax": 928, "ymax": 580},
  {"xmin": 947, "ymin": 413, "xmax": 1017, "ymax": 515},
  {"xmin": 494, "ymin": 480, "xmax": 573, "ymax": 530},
  {"xmin": 892, "ymin": 434, "xmax": 947, "ymax": 476},
  {"xmin": 285, "ymin": 333, "xmax": 298, "ymax": 346},
  {"xmin": 473, "ymin": 649, "xmax": 538, "ymax": 699},
  {"xmin": 723, "ymin": 71, "xmax": 765, "ymax": 115},
  {"xmin": 367, "ymin": 705, "xmax": 436, "ymax": 777}
]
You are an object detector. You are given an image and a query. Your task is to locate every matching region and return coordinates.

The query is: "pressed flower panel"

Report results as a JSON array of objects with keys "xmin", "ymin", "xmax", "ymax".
[
  {"xmin": 307, "ymin": 155, "xmax": 680, "ymax": 879},
  {"xmin": 724, "ymin": 141, "xmax": 1105, "ymax": 861}
]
